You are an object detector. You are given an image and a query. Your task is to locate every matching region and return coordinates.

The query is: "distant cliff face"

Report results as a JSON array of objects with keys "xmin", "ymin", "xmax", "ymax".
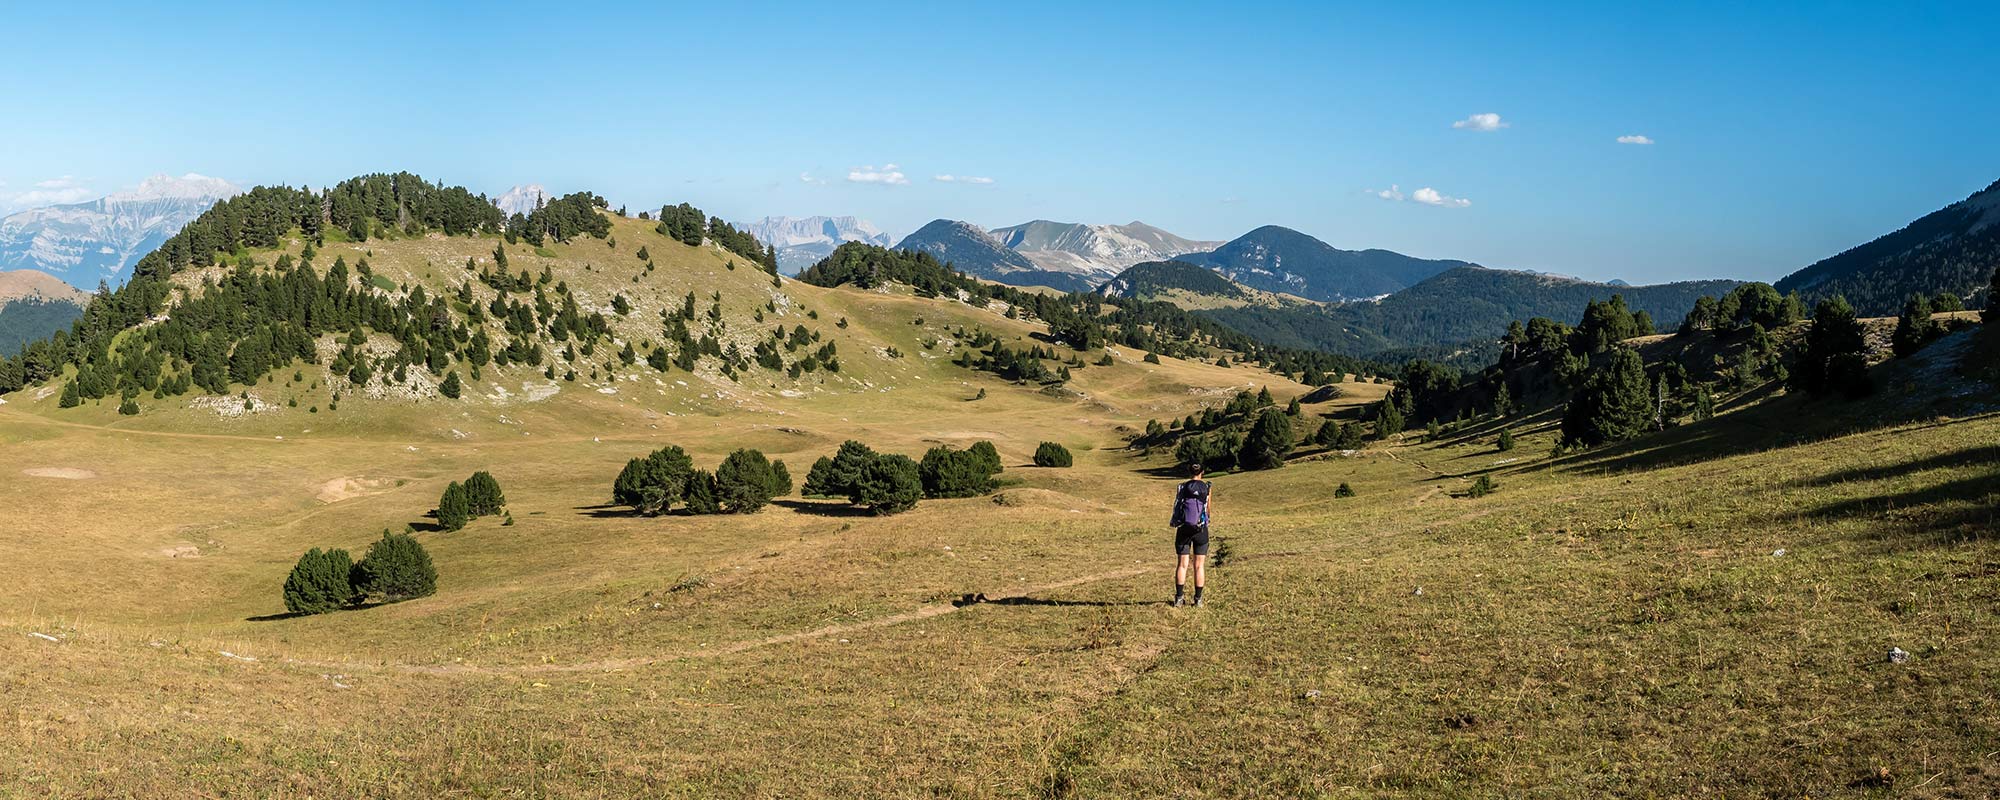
[{"xmin": 0, "ymin": 174, "xmax": 240, "ymax": 288}]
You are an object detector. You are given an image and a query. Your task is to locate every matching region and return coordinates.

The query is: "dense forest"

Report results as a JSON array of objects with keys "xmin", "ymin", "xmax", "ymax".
[
  {"xmin": 1775, "ymin": 178, "xmax": 2000, "ymax": 315},
  {"xmin": 1203, "ymin": 266, "xmax": 1739, "ymax": 359}
]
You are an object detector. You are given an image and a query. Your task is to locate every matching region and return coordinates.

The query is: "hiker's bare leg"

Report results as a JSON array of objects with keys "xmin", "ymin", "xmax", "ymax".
[
  {"xmin": 1176, "ymin": 554, "xmax": 1190, "ymax": 586},
  {"xmin": 1193, "ymin": 555, "xmax": 1206, "ymax": 589}
]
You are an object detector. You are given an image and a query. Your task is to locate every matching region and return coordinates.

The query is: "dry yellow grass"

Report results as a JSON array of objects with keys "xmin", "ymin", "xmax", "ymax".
[{"xmin": 3, "ymin": 216, "xmax": 1994, "ymax": 797}]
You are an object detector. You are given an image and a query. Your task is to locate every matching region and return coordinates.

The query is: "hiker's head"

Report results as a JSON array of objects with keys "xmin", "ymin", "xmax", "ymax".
[{"xmin": 1188, "ymin": 463, "xmax": 1205, "ymax": 478}]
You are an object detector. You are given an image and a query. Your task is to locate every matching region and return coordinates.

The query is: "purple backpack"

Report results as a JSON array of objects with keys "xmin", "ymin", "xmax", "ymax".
[{"xmin": 1174, "ymin": 480, "xmax": 1209, "ymax": 527}]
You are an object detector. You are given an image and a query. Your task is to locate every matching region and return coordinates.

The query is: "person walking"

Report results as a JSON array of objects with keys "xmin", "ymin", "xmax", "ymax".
[{"xmin": 1170, "ymin": 463, "xmax": 1212, "ymax": 607}]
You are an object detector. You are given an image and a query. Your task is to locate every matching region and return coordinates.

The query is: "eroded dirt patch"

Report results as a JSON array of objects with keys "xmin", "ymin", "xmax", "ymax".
[
  {"xmin": 23, "ymin": 467, "xmax": 96, "ymax": 479},
  {"xmin": 316, "ymin": 476, "xmax": 399, "ymax": 503}
]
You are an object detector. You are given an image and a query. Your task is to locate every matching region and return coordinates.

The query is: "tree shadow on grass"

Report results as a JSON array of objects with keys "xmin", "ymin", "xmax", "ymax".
[
  {"xmin": 574, "ymin": 503, "xmax": 641, "ymax": 519},
  {"xmin": 1805, "ymin": 469, "xmax": 2000, "ymax": 549},
  {"xmin": 1793, "ymin": 444, "xmax": 2000, "ymax": 488},
  {"xmin": 773, "ymin": 499, "xmax": 877, "ymax": 518},
  {"xmin": 244, "ymin": 601, "xmax": 389, "ymax": 622}
]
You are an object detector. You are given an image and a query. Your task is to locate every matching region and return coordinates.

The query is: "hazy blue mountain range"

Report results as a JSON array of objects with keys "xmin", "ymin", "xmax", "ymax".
[{"xmin": 0, "ymin": 173, "xmax": 239, "ymax": 288}]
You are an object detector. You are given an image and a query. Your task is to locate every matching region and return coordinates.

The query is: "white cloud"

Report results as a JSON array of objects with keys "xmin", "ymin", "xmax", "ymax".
[
  {"xmin": 1372, "ymin": 184, "xmax": 1469, "ymax": 208},
  {"xmin": 1451, "ymin": 113, "xmax": 1508, "ymax": 132},
  {"xmin": 1410, "ymin": 187, "xmax": 1471, "ymax": 208},
  {"xmin": 798, "ymin": 171, "xmax": 825, "ymax": 184},
  {"xmin": 3, "ymin": 175, "xmax": 97, "ymax": 211},
  {"xmin": 933, "ymin": 174, "xmax": 994, "ymax": 185},
  {"xmin": 846, "ymin": 164, "xmax": 909, "ymax": 186},
  {"xmin": 1616, "ymin": 134, "xmax": 1655, "ymax": 145}
]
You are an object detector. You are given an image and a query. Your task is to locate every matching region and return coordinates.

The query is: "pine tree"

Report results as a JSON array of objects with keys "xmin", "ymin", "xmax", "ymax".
[
  {"xmin": 436, "ymin": 482, "xmax": 471, "ymax": 531},
  {"xmin": 1792, "ymin": 296, "xmax": 1872, "ymax": 398},
  {"xmin": 1560, "ymin": 347, "xmax": 1652, "ymax": 447},
  {"xmin": 714, "ymin": 449, "xmax": 783, "ymax": 513},
  {"xmin": 1497, "ymin": 429, "xmax": 1516, "ymax": 452},
  {"xmin": 1988, "ymin": 266, "xmax": 2000, "ymax": 323},
  {"xmin": 803, "ymin": 440, "xmax": 877, "ymax": 498},
  {"xmin": 463, "ymin": 471, "xmax": 505, "ymax": 516},
  {"xmin": 684, "ymin": 469, "xmax": 721, "ymax": 514},
  {"xmin": 612, "ymin": 445, "xmax": 695, "ymax": 515},
  {"xmin": 920, "ymin": 445, "xmax": 999, "ymax": 498},
  {"xmin": 855, "ymin": 454, "xmax": 922, "ymax": 514},
  {"xmin": 1374, "ymin": 401, "xmax": 1405, "ymax": 440},
  {"xmin": 1237, "ymin": 407, "xmax": 1294, "ymax": 470},
  {"xmin": 1892, "ymin": 293, "xmax": 1940, "ymax": 358},
  {"xmin": 439, "ymin": 370, "xmax": 462, "ymax": 399},
  {"xmin": 967, "ymin": 440, "xmax": 1003, "ymax": 476},
  {"xmin": 282, "ymin": 547, "xmax": 359, "ymax": 615},
  {"xmin": 355, "ymin": 530, "xmax": 436, "ymax": 602},
  {"xmin": 1033, "ymin": 442, "xmax": 1074, "ymax": 468}
]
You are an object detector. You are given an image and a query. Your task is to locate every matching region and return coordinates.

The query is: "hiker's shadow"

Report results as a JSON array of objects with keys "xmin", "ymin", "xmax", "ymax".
[{"xmin": 960, "ymin": 595, "xmax": 1168, "ymax": 608}]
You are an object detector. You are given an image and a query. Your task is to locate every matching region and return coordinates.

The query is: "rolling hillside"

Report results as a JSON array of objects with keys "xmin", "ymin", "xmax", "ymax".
[
  {"xmin": 1775, "ymin": 177, "xmax": 2000, "ymax": 315},
  {"xmin": 0, "ymin": 268, "xmax": 88, "ymax": 354}
]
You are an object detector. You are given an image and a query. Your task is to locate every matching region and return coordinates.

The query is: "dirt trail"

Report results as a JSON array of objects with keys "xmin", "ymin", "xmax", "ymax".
[{"xmin": 274, "ymin": 564, "xmax": 1158, "ymax": 677}]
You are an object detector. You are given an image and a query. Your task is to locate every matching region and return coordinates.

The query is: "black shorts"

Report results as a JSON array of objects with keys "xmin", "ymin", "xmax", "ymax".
[{"xmin": 1175, "ymin": 524, "xmax": 1210, "ymax": 556}]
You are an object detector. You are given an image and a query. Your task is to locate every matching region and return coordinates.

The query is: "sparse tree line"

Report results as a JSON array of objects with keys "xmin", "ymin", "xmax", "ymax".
[
  {"xmin": 1132, "ymin": 386, "xmax": 1341, "ymax": 473},
  {"xmin": 798, "ymin": 242, "xmax": 1385, "ymax": 383},
  {"xmin": 1366, "ymin": 269, "xmax": 2000, "ymax": 455},
  {"xmin": 609, "ymin": 439, "xmax": 1028, "ymax": 518},
  {"xmin": 654, "ymin": 203, "xmax": 780, "ymax": 272}
]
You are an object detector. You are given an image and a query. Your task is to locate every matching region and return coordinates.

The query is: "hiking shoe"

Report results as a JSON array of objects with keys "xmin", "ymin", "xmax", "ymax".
[
  {"xmin": 1171, "ymin": 596, "xmax": 1185, "ymax": 608},
  {"xmin": 1193, "ymin": 595, "xmax": 1205, "ymax": 608}
]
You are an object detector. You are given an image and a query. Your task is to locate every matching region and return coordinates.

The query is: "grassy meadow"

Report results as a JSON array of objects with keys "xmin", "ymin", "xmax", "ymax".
[{"xmin": 3, "ymin": 215, "xmax": 1997, "ymax": 797}]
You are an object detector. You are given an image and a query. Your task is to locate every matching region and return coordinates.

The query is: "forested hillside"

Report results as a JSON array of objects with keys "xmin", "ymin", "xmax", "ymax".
[
  {"xmin": 799, "ymin": 242, "xmax": 1381, "ymax": 381},
  {"xmin": 1205, "ymin": 266, "xmax": 1739, "ymax": 357},
  {"xmin": 1775, "ymin": 178, "xmax": 2000, "ymax": 315}
]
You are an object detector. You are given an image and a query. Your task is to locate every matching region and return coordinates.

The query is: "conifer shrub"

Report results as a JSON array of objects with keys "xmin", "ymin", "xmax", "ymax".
[
  {"xmin": 613, "ymin": 446, "xmax": 696, "ymax": 515},
  {"xmin": 1467, "ymin": 475, "xmax": 1497, "ymax": 498},
  {"xmin": 684, "ymin": 469, "xmax": 721, "ymax": 514},
  {"xmin": 436, "ymin": 482, "xmax": 471, "ymax": 532},
  {"xmin": 1033, "ymin": 442, "xmax": 1074, "ymax": 468},
  {"xmin": 440, "ymin": 370, "xmax": 462, "ymax": 398},
  {"xmin": 919, "ymin": 444, "xmax": 1002, "ymax": 498},
  {"xmin": 355, "ymin": 530, "xmax": 436, "ymax": 602},
  {"xmin": 463, "ymin": 471, "xmax": 505, "ymax": 516},
  {"xmin": 1334, "ymin": 483, "xmax": 1357, "ymax": 498},
  {"xmin": 1497, "ymin": 429, "xmax": 1516, "ymax": 452},
  {"xmin": 1237, "ymin": 408, "xmax": 1293, "ymax": 470},
  {"xmin": 283, "ymin": 547, "xmax": 359, "ymax": 615},
  {"xmin": 855, "ymin": 454, "xmax": 922, "ymax": 514},
  {"xmin": 713, "ymin": 448, "xmax": 790, "ymax": 513}
]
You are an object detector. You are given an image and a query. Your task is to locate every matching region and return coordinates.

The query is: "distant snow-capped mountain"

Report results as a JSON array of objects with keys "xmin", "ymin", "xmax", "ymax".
[
  {"xmin": 493, "ymin": 184, "xmax": 549, "ymax": 217},
  {"xmin": 740, "ymin": 215, "xmax": 893, "ymax": 275},
  {"xmin": 0, "ymin": 173, "xmax": 241, "ymax": 288},
  {"xmin": 988, "ymin": 220, "xmax": 1221, "ymax": 279}
]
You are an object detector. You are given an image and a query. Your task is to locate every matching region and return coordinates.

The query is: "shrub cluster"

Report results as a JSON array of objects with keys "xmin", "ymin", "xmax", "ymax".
[
  {"xmin": 281, "ymin": 530, "xmax": 436, "ymax": 615},
  {"xmin": 613, "ymin": 446, "xmax": 791, "ymax": 515},
  {"xmin": 436, "ymin": 471, "xmax": 506, "ymax": 531},
  {"xmin": 1032, "ymin": 442, "xmax": 1073, "ymax": 468}
]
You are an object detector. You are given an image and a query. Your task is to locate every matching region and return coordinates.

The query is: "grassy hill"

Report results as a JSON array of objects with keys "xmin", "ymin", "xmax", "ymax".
[
  {"xmin": 5, "ymin": 173, "xmax": 2000, "ymax": 797},
  {"xmin": 0, "ymin": 268, "xmax": 88, "ymax": 354}
]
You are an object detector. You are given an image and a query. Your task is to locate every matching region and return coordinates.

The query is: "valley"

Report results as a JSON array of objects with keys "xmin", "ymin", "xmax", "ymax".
[{"xmin": 2, "ymin": 174, "xmax": 1997, "ymax": 796}]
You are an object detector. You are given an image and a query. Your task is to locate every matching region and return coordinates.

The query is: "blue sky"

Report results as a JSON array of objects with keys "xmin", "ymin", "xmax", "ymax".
[{"xmin": 4, "ymin": 1, "xmax": 1995, "ymax": 284}]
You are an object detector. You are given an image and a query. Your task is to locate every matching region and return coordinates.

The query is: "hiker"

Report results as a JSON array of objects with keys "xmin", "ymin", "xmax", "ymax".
[{"xmin": 1171, "ymin": 463, "xmax": 1212, "ymax": 607}]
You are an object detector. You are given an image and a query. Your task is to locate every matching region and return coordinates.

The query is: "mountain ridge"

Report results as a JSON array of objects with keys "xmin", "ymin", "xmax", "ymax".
[
  {"xmin": 0, "ymin": 173, "xmax": 241, "ymax": 288},
  {"xmin": 1775, "ymin": 178, "xmax": 2000, "ymax": 315}
]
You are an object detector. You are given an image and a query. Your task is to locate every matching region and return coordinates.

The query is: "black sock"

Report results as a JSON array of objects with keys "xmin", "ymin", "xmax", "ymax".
[
  {"xmin": 1174, "ymin": 584, "xmax": 1185, "ymax": 597},
  {"xmin": 1193, "ymin": 587, "xmax": 1204, "ymax": 600}
]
